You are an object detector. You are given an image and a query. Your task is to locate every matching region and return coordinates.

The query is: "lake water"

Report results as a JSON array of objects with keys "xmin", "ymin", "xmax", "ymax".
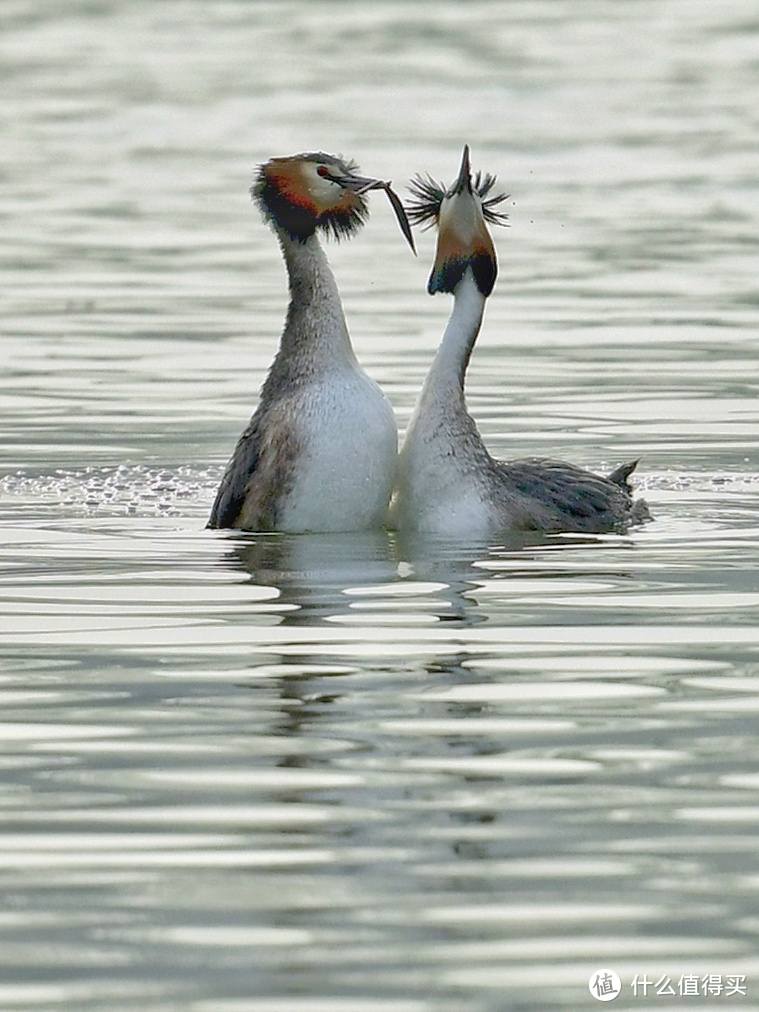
[{"xmin": 2, "ymin": 1, "xmax": 759, "ymax": 1009}]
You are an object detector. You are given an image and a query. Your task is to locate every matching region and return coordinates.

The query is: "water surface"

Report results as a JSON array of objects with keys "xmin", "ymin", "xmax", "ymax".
[{"xmin": 2, "ymin": 2, "xmax": 759, "ymax": 1009}]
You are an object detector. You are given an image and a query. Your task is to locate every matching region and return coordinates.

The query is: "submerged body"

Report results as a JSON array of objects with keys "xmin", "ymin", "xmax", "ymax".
[
  {"xmin": 392, "ymin": 148, "xmax": 648, "ymax": 538},
  {"xmin": 209, "ymin": 152, "xmax": 409, "ymax": 533}
]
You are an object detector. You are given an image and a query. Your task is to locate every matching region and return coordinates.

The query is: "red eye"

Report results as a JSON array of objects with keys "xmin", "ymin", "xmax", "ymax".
[{"xmin": 317, "ymin": 165, "xmax": 330, "ymax": 178}]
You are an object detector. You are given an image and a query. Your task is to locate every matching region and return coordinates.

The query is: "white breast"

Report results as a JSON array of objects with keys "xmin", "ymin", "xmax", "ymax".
[
  {"xmin": 279, "ymin": 367, "xmax": 397, "ymax": 533},
  {"xmin": 390, "ymin": 400, "xmax": 496, "ymax": 537},
  {"xmin": 391, "ymin": 456, "xmax": 494, "ymax": 536}
]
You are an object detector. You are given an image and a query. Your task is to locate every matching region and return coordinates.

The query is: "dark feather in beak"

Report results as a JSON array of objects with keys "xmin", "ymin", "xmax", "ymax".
[{"xmin": 333, "ymin": 172, "xmax": 416, "ymax": 254}]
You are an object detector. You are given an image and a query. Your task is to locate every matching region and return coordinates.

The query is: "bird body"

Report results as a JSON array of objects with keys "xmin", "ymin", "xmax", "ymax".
[
  {"xmin": 392, "ymin": 146, "xmax": 648, "ymax": 538},
  {"xmin": 227, "ymin": 366, "xmax": 397, "ymax": 534},
  {"xmin": 276, "ymin": 374, "xmax": 397, "ymax": 533},
  {"xmin": 209, "ymin": 152, "xmax": 410, "ymax": 533}
]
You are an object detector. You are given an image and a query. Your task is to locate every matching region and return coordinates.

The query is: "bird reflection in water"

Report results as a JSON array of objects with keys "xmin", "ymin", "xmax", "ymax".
[
  {"xmin": 225, "ymin": 528, "xmax": 524, "ymax": 628},
  {"xmin": 223, "ymin": 527, "xmax": 634, "ymax": 628}
]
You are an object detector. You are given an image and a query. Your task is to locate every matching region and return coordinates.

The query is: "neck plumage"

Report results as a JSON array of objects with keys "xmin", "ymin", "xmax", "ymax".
[
  {"xmin": 270, "ymin": 228, "xmax": 357, "ymax": 380},
  {"xmin": 421, "ymin": 270, "xmax": 486, "ymax": 405}
]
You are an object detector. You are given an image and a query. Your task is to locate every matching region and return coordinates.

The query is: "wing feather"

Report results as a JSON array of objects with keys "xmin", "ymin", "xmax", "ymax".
[
  {"xmin": 207, "ymin": 415, "xmax": 262, "ymax": 529},
  {"xmin": 208, "ymin": 406, "xmax": 298, "ymax": 530},
  {"xmin": 500, "ymin": 457, "xmax": 636, "ymax": 528}
]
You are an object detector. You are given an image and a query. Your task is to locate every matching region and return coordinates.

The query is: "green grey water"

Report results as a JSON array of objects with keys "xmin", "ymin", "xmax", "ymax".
[{"xmin": 2, "ymin": 2, "xmax": 759, "ymax": 1009}]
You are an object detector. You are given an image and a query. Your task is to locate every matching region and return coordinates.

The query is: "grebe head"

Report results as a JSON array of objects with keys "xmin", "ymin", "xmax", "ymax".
[
  {"xmin": 407, "ymin": 144, "xmax": 509, "ymax": 297},
  {"xmin": 253, "ymin": 151, "xmax": 414, "ymax": 249}
]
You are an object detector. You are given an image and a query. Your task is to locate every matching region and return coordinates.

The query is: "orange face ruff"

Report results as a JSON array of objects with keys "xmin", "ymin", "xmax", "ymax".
[
  {"xmin": 429, "ymin": 208, "xmax": 497, "ymax": 296},
  {"xmin": 255, "ymin": 156, "xmax": 368, "ymax": 242}
]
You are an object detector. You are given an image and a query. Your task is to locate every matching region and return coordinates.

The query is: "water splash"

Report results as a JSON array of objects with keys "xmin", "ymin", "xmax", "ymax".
[{"xmin": 0, "ymin": 464, "xmax": 221, "ymax": 519}]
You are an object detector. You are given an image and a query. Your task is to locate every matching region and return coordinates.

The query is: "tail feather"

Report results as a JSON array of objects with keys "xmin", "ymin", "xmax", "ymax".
[{"xmin": 607, "ymin": 458, "xmax": 639, "ymax": 489}]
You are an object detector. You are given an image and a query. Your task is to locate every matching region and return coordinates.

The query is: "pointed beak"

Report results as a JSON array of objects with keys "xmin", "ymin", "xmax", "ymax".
[
  {"xmin": 450, "ymin": 144, "xmax": 472, "ymax": 197},
  {"xmin": 333, "ymin": 171, "xmax": 416, "ymax": 254},
  {"xmin": 333, "ymin": 171, "xmax": 386, "ymax": 196}
]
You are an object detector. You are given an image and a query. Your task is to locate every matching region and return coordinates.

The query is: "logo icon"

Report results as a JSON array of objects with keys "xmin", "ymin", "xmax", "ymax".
[{"xmin": 589, "ymin": 969, "xmax": 622, "ymax": 1001}]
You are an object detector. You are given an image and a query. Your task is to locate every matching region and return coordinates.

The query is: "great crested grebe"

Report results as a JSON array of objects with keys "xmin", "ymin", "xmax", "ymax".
[
  {"xmin": 208, "ymin": 151, "xmax": 414, "ymax": 533},
  {"xmin": 391, "ymin": 145, "xmax": 649, "ymax": 537}
]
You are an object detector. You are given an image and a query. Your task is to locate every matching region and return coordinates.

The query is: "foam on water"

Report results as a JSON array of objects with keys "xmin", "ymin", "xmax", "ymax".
[{"xmin": 0, "ymin": 464, "xmax": 220, "ymax": 519}]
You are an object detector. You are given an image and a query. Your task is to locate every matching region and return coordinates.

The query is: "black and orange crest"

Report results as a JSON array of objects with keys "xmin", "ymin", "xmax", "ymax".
[
  {"xmin": 428, "ymin": 253, "xmax": 497, "ymax": 297},
  {"xmin": 253, "ymin": 168, "xmax": 316, "ymax": 242},
  {"xmin": 406, "ymin": 173, "xmax": 510, "ymax": 229},
  {"xmin": 252, "ymin": 156, "xmax": 369, "ymax": 243},
  {"xmin": 318, "ymin": 198, "xmax": 369, "ymax": 242}
]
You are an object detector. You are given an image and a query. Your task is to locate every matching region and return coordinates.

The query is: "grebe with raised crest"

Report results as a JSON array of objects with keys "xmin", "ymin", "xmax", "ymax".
[{"xmin": 391, "ymin": 145, "xmax": 649, "ymax": 537}]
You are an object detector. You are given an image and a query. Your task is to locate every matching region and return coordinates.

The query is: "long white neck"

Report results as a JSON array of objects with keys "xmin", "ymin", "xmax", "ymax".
[
  {"xmin": 269, "ymin": 228, "xmax": 358, "ymax": 382},
  {"xmin": 394, "ymin": 268, "xmax": 491, "ymax": 524},
  {"xmin": 420, "ymin": 270, "xmax": 486, "ymax": 407}
]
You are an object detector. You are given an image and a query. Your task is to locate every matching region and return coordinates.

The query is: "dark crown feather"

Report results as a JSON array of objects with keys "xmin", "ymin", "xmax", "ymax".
[
  {"xmin": 252, "ymin": 152, "xmax": 368, "ymax": 244},
  {"xmin": 406, "ymin": 171, "xmax": 509, "ymax": 228}
]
